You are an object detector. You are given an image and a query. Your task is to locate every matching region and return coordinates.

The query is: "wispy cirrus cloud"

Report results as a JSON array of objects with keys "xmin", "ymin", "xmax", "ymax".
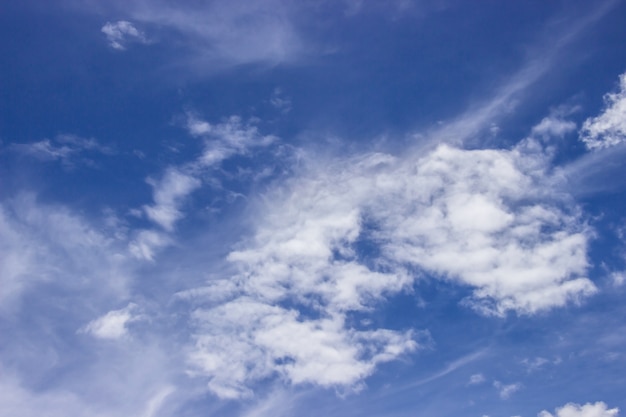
[
  {"xmin": 94, "ymin": 0, "xmax": 305, "ymax": 70},
  {"xmin": 0, "ymin": 194, "xmax": 130, "ymax": 313},
  {"xmin": 270, "ymin": 88, "xmax": 292, "ymax": 114},
  {"xmin": 143, "ymin": 168, "xmax": 202, "ymax": 232},
  {"xmin": 101, "ymin": 20, "xmax": 148, "ymax": 50},
  {"xmin": 130, "ymin": 114, "xmax": 276, "ymax": 260},
  {"xmin": 11, "ymin": 134, "xmax": 114, "ymax": 169}
]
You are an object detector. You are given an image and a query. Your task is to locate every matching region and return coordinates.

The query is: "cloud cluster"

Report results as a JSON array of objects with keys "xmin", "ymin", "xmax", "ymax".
[
  {"xmin": 130, "ymin": 114, "xmax": 276, "ymax": 260},
  {"xmin": 188, "ymin": 297, "xmax": 420, "ymax": 399},
  {"xmin": 185, "ymin": 135, "xmax": 595, "ymax": 397},
  {"xmin": 539, "ymin": 402, "xmax": 619, "ymax": 417},
  {"xmin": 581, "ymin": 71, "xmax": 626, "ymax": 149}
]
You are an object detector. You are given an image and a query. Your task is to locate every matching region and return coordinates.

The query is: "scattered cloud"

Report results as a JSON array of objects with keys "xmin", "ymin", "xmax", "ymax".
[
  {"xmin": 81, "ymin": 303, "xmax": 140, "ymax": 340},
  {"xmin": 531, "ymin": 106, "xmax": 578, "ymax": 139},
  {"xmin": 11, "ymin": 134, "xmax": 114, "ymax": 168},
  {"xmin": 182, "ymin": 133, "xmax": 596, "ymax": 397},
  {"xmin": 143, "ymin": 168, "xmax": 202, "ymax": 231},
  {"xmin": 3, "ymin": 3, "xmax": 625, "ymax": 414},
  {"xmin": 185, "ymin": 114, "xmax": 277, "ymax": 167},
  {"xmin": 494, "ymin": 381, "xmax": 522, "ymax": 399},
  {"xmin": 270, "ymin": 88, "xmax": 292, "ymax": 114},
  {"xmin": 610, "ymin": 271, "xmax": 625, "ymax": 287},
  {"xmin": 130, "ymin": 114, "xmax": 277, "ymax": 260},
  {"xmin": 580, "ymin": 71, "xmax": 626, "ymax": 149},
  {"xmin": 188, "ymin": 298, "xmax": 420, "ymax": 399},
  {"xmin": 539, "ymin": 402, "xmax": 619, "ymax": 417},
  {"xmin": 101, "ymin": 20, "xmax": 148, "ymax": 50},
  {"xmin": 468, "ymin": 373, "xmax": 486, "ymax": 385},
  {"xmin": 521, "ymin": 356, "xmax": 551, "ymax": 373}
]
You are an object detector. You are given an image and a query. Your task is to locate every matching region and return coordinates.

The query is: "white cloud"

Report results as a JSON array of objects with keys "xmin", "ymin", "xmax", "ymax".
[
  {"xmin": 493, "ymin": 381, "xmax": 522, "ymax": 399},
  {"xmin": 185, "ymin": 114, "xmax": 277, "ymax": 167},
  {"xmin": 379, "ymin": 143, "xmax": 594, "ymax": 315},
  {"xmin": 539, "ymin": 402, "xmax": 619, "ymax": 417},
  {"xmin": 229, "ymin": 140, "xmax": 594, "ymax": 316},
  {"xmin": 188, "ymin": 298, "xmax": 419, "ymax": 399},
  {"xmin": 184, "ymin": 136, "xmax": 595, "ymax": 397},
  {"xmin": 101, "ymin": 20, "xmax": 148, "ymax": 50},
  {"xmin": 81, "ymin": 303, "xmax": 140, "ymax": 340},
  {"xmin": 581, "ymin": 71, "xmax": 626, "ymax": 149},
  {"xmin": 532, "ymin": 116, "xmax": 577, "ymax": 139},
  {"xmin": 143, "ymin": 168, "xmax": 202, "ymax": 231},
  {"xmin": 468, "ymin": 373, "xmax": 486, "ymax": 385}
]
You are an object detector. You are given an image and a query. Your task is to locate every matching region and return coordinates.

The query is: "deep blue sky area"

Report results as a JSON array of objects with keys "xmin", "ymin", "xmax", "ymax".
[{"xmin": 2, "ymin": 1, "xmax": 626, "ymax": 417}]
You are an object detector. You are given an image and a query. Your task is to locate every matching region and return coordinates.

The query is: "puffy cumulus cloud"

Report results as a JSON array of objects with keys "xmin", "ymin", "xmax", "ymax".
[
  {"xmin": 374, "ymin": 143, "xmax": 594, "ymax": 315},
  {"xmin": 188, "ymin": 297, "xmax": 419, "ymax": 399},
  {"xmin": 81, "ymin": 303, "xmax": 140, "ymax": 340},
  {"xmin": 184, "ymin": 138, "xmax": 594, "ymax": 398},
  {"xmin": 539, "ymin": 402, "xmax": 619, "ymax": 417},
  {"xmin": 581, "ymin": 71, "xmax": 626, "ymax": 149},
  {"xmin": 101, "ymin": 21, "xmax": 148, "ymax": 50}
]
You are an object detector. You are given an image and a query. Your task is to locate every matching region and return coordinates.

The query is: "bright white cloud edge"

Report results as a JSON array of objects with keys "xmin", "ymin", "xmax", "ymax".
[
  {"xmin": 581, "ymin": 71, "xmax": 626, "ymax": 149},
  {"xmin": 539, "ymin": 401, "xmax": 619, "ymax": 417},
  {"xmin": 185, "ymin": 129, "xmax": 595, "ymax": 397}
]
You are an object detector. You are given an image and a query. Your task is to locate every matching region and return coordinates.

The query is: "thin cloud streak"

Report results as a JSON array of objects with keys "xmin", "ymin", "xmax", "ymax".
[{"xmin": 427, "ymin": 1, "xmax": 616, "ymax": 147}]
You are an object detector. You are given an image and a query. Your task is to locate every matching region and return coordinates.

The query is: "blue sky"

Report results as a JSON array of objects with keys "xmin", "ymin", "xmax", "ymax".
[{"xmin": 2, "ymin": 1, "xmax": 626, "ymax": 416}]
